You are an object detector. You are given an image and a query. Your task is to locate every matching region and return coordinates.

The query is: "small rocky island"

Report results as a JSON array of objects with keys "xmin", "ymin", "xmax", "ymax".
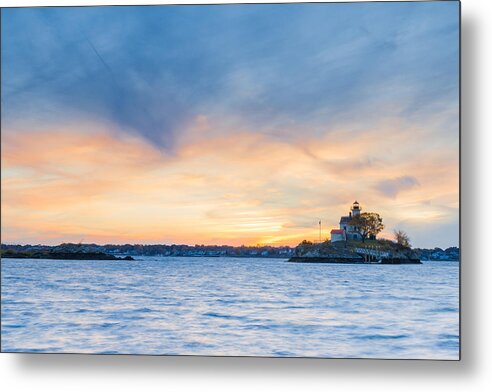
[
  {"xmin": 288, "ymin": 239, "xmax": 421, "ymax": 264},
  {"xmin": 1, "ymin": 249, "xmax": 134, "ymax": 261},
  {"xmin": 288, "ymin": 201, "xmax": 421, "ymax": 264}
]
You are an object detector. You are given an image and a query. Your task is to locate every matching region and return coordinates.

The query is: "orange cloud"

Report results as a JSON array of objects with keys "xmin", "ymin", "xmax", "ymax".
[{"xmin": 1, "ymin": 116, "xmax": 458, "ymax": 247}]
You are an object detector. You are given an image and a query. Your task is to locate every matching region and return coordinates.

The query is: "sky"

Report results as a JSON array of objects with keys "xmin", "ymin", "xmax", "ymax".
[{"xmin": 1, "ymin": 2, "xmax": 460, "ymax": 248}]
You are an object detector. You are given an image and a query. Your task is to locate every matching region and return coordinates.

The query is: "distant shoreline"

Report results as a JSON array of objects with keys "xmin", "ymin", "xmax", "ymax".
[
  {"xmin": 1, "ymin": 250, "xmax": 134, "ymax": 261},
  {"xmin": 0, "ymin": 243, "xmax": 459, "ymax": 261}
]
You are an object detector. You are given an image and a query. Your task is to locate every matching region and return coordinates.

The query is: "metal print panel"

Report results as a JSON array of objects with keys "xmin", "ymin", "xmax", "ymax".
[{"xmin": 0, "ymin": 1, "xmax": 460, "ymax": 359}]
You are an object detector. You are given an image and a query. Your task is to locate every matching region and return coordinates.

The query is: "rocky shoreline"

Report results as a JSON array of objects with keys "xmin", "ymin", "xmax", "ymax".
[
  {"xmin": 288, "ymin": 256, "xmax": 370, "ymax": 264},
  {"xmin": 1, "ymin": 250, "xmax": 134, "ymax": 261},
  {"xmin": 288, "ymin": 256, "xmax": 421, "ymax": 264}
]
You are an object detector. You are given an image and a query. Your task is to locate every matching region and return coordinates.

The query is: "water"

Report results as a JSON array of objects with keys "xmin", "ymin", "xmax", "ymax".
[{"xmin": 1, "ymin": 257, "xmax": 459, "ymax": 359}]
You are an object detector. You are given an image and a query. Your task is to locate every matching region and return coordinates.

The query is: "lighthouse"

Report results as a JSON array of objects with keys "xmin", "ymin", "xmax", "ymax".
[
  {"xmin": 338, "ymin": 201, "xmax": 363, "ymax": 240},
  {"xmin": 351, "ymin": 201, "xmax": 361, "ymax": 217}
]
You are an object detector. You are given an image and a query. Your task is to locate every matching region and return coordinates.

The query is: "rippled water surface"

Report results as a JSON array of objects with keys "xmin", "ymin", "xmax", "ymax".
[{"xmin": 1, "ymin": 257, "xmax": 459, "ymax": 359}]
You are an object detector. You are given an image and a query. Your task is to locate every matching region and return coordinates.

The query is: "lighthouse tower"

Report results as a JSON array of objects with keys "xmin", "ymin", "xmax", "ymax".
[
  {"xmin": 351, "ymin": 201, "xmax": 361, "ymax": 217},
  {"xmin": 338, "ymin": 201, "xmax": 364, "ymax": 240}
]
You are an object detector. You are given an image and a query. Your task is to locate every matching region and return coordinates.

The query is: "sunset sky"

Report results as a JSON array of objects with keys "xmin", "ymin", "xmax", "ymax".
[{"xmin": 1, "ymin": 2, "xmax": 459, "ymax": 248}]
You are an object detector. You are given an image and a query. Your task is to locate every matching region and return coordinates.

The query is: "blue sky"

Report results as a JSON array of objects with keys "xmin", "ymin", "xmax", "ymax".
[{"xmin": 1, "ymin": 2, "xmax": 460, "ymax": 248}]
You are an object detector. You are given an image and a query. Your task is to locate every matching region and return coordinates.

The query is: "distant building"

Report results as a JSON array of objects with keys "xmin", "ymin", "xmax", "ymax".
[
  {"xmin": 339, "ymin": 201, "xmax": 364, "ymax": 240},
  {"xmin": 330, "ymin": 229, "xmax": 346, "ymax": 242}
]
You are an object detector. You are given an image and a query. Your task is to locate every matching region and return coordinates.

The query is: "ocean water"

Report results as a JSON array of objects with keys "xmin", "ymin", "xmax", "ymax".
[{"xmin": 1, "ymin": 257, "xmax": 459, "ymax": 359}]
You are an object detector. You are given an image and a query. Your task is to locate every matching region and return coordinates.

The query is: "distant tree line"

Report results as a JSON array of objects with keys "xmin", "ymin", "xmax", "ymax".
[{"xmin": 0, "ymin": 243, "xmax": 294, "ymax": 258}]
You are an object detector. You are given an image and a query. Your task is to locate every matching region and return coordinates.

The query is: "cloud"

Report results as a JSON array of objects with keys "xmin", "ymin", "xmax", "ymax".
[
  {"xmin": 2, "ymin": 124, "xmax": 457, "ymax": 247},
  {"xmin": 2, "ymin": 3, "xmax": 459, "ymax": 150},
  {"xmin": 375, "ymin": 176, "xmax": 420, "ymax": 198}
]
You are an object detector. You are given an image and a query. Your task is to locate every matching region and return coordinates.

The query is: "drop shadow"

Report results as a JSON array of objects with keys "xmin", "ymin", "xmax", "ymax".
[
  {"xmin": 9, "ymin": 353, "xmax": 464, "ymax": 378},
  {"xmin": 459, "ymin": 6, "xmax": 479, "ymax": 377}
]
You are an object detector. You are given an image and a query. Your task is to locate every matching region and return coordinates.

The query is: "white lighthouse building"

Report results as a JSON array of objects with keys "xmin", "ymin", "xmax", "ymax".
[{"xmin": 339, "ymin": 201, "xmax": 363, "ymax": 240}]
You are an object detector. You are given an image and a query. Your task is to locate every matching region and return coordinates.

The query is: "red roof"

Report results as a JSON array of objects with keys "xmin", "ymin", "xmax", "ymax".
[{"xmin": 331, "ymin": 229, "xmax": 344, "ymax": 234}]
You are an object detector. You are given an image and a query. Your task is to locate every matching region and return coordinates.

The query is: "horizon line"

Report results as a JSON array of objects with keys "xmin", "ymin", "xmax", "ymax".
[{"xmin": 0, "ymin": 241, "xmax": 460, "ymax": 249}]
